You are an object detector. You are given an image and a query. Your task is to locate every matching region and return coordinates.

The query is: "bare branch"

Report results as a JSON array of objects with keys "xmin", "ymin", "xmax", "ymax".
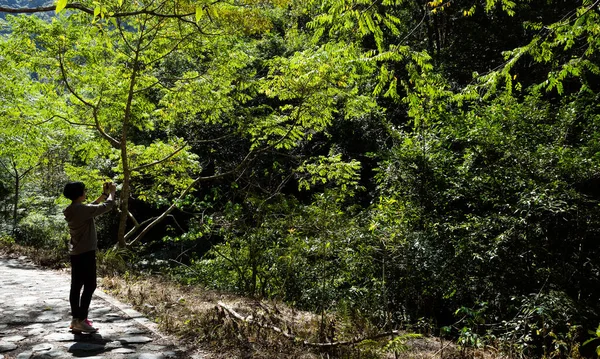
[
  {"xmin": 127, "ymin": 210, "xmax": 140, "ymax": 228},
  {"xmin": 124, "ymin": 215, "xmax": 158, "ymax": 240},
  {"xmin": 218, "ymin": 301, "xmax": 403, "ymax": 347},
  {"xmin": 127, "ymin": 148, "xmax": 257, "ymax": 246},
  {"xmin": 0, "ymin": 159, "xmax": 10, "ymax": 173},
  {"xmin": 167, "ymin": 214, "xmax": 185, "ymax": 233}
]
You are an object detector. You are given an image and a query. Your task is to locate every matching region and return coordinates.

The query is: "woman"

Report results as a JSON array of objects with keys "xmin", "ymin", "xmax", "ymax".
[{"xmin": 62, "ymin": 181, "xmax": 116, "ymax": 333}]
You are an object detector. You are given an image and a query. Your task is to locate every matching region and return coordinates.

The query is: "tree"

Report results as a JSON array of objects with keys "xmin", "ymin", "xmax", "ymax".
[
  {"xmin": 0, "ymin": 31, "xmax": 70, "ymax": 235},
  {"xmin": 2, "ymin": 0, "xmax": 375, "ymax": 249}
]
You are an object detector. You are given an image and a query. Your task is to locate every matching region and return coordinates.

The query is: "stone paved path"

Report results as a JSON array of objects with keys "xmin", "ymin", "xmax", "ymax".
[{"xmin": 0, "ymin": 256, "xmax": 198, "ymax": 359}]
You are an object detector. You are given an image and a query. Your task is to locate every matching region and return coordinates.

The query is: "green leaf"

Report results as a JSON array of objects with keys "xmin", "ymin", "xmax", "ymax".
[
  {"xmin": 195, "ymin": 6, "xmax": 203, "ymax": 22},
  {"xmin": 55, "ymin": 0, "xmax": 67, "ymax": 13}
]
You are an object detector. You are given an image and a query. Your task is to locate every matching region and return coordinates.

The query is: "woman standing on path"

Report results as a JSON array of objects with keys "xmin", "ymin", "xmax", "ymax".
[{"xmin": 62, "ymin": 181, "xmax": 117, "ymax": 333}]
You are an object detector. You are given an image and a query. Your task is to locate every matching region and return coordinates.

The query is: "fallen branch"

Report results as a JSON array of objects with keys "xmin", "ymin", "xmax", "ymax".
[
  {"xmin": 217, "ymin": 301, "xmax": 400, "ymax": 348},
  {"xmin": 429, "ymin": 341, "xmax": 453, "ymax": 358}
]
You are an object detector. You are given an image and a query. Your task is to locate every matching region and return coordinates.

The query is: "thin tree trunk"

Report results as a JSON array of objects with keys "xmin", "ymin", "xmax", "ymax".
[
  {"xmin": 12, "ymin": 167, "xmax": 19, "ymax": 236},
  {"xmin": 116, "ymin": 29, "xmax": 143, "ymax": 248}
]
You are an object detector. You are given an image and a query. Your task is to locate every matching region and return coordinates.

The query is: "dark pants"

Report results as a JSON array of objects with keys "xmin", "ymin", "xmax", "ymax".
[{"xmin": 70, "ymin": 250, "xmax": 97, "ymax": 320}]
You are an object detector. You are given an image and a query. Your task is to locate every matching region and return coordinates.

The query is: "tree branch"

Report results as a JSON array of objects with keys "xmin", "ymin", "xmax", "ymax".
[
  {"xmin": 33, "ymin": 114, "xmax": 94, "ymax": 127},
  {"xmin": 217, "ymin": 301, "xmax": 403, "ymax": 347},
  {"xmin": 58, "ymin": 51, "xmax": 120, "ymax": 147},
  {"xmin": 0, "ymin": 3, "xmax": 195, "ymax": 19},
  {"xmin": 124, "ymin": 215, "xmax": 157, "ymax": 240},
  {"xmin": 58, "ymin": 51, "xmax": 94, "ymax": 108},
  {"xmin": 130, "ymin": 143, "xmax": 188, "ymax": 172},
  {"xmin": 127, "ymin": 148, "xmax": 257, "ymax": 246}
]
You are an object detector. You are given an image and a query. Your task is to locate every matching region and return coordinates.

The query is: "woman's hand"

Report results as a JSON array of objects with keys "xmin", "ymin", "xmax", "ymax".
[{"xmin": 109, "ymin": 182, "xmax": 117, "ymax": 194}]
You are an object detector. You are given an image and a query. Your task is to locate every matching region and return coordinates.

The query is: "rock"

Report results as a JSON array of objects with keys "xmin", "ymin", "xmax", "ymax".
[
  {"xmin": 31, "ymin": 350, "xmax": 65, "ymax": 358},
  {"xmin": 0, "ymin": 342, "xmax": 17, "ymax": 353},
  {"xmin": 27, "ymin": 327, "xmax": 46, "ymax": 336},
  {"xmin": 2, "ymin": 335, "xmax": 26, "ymax": 342},
  {"xmin": 32, "ymin": 343, "xmax": 53, "ymax": 352},
  {"xmin": 124, "ymin": 328, "xmax": 148, "ymax": 335},
  {"xmin": 112, "ymin": 347, "xmax": 136, "ymax": 354},
  {"xmin": 142, "ymin": 344, "xmax": 165, "ymax": 351},
  {"xmin": 135, "ymin": 354, "xmax": 165, "ymax": 359},
  {"xmin": 89, "ymin": 307, "xmax": 112, "ymax": 316},
  {"xmin": 24, "ymin": 323, "xmax": 44, "ymax": 329},
  {"xmin": 43, "ymin": 333, "xmax": 74, "ymax": 342},
  {"xmin": 35, "ymin": 313, "xmax": 62, "ymax": 323}
]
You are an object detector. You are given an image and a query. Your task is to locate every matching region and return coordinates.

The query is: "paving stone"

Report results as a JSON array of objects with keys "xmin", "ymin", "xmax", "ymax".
[
  {"xmin": 124, "ymin": 327, "xmax": 148, "ymax": 335},
  {"xmin": 133, "ymin": 354, "xmax": 165, "ymax": 359},
  {"xmin": 119, "ymin": 336, "xmax": 153, "ymax": 344},
  {"xmin": 105, "ymin": 341, "xmax": 123, "ymax": 350},
  {"xmin": 43, "ymin": 299, "xmax": 66, "ymax": 306},
  {"xmin": 142, "ymin": 344, "xmax": 166, "ymax": 351},
  {"xmin": 2, "ymin": 335, "xmax": 26, "ymax": 342},
  {"xmin": 30, "ymin": 350, "xmax": 65, "ymax": 358},
  {"xmin": 35, "ymin": 313, "xmax": 62, "ymax": 323},
  {"xmin": 32, "ymin": 343, "xmax": 53, "ymax": 352},
  {"xmin": 89, "ymin": 307, "xmax": 113, "ymax": 316},
  {"xmin": 50, "ymin": 322, "xmax": 67, "ymax": 330},
  {"xmin": 1, "ymin": 257, "xmax": 185, "ymax": 359},
  {"xmin": 113, "ymin": 347, "xmax": 136, "ymax": 354},
  {"xmin": 28, "ymin": 327, "xmax": 47, "ymax": 336},
  {"xmin": 0, "ymin": 342, "xmax": 17, "ymax": 352},
  {"xmin": 24, "ymin": 323, "xmax": 44, "ymax": 329}
]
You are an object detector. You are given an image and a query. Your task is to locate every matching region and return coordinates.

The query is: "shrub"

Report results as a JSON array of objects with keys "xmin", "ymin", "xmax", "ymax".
[{"xmin": 15, "ymin": 211, "xmax": 68, "ymax": 249}]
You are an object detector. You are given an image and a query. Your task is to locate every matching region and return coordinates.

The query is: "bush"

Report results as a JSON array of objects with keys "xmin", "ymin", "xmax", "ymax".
[{"xmin": 15, "ymin": 211, "xmax": 68, "ymax": 249}]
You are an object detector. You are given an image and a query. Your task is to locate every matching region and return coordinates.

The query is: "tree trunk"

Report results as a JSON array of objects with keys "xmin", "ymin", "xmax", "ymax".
[
  {"xmin": 12, "ymin": 166, "xmax": 19, "ymax": 236},
  {"xmin": 116, "ymin": 28, "xmax": 143, "ymax": 248}
]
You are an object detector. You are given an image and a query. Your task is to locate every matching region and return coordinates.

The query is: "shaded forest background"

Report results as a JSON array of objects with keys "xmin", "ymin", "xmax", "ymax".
[{"xmin": 1, "ymin": 0, "xmax": 600, "ymax": 357}]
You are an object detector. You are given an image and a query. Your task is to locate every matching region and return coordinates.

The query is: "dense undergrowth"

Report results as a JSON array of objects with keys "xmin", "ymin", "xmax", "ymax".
[
  {"xmin": 1, "ymin": 235, "xmax": 598, "ymax": 359},
  {"xmin": 0, "ymin": 238, "xmax": 454, "ymax": 358}
]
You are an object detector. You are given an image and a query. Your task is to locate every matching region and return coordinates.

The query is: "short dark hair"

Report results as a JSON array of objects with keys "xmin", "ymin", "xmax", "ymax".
[{"xmin": 63, "ymin": 182, "xmax": 85, "ymax": 201}]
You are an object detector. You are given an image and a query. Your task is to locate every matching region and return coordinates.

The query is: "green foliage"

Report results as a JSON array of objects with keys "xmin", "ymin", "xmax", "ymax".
[
  {"xmin": 16, "ymin": 211, "xmax": 68, "ymax": 249},
  {"xmin": 2, "ymin": 0, "xmax": 600, "ymax": 356},
  {"xmin": 297, "ymin": 152, "xmax": 361, "ymax": 192},
  {"xmin": 583, "ymin": 324, "xmax": 600, "ymax": 357},
  {"xmin": 0, "ymin": 234, "xmax": 15, "ymax": 245},
  {"xmin": 383, "ymin": 333, "xmax": 422, "ymax": 355},
  {"xmin": 97, "ymin": 247, "xmax": 135, "ymax": 276}
]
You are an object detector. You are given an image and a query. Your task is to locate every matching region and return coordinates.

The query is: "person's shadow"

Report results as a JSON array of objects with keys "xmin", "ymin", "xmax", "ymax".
[{"xmin": 67, "ymin": 332, "xmax": 108, "ymax": 356}]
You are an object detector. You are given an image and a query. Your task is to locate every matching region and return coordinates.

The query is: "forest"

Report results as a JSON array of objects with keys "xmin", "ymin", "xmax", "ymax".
[{"xmin": 1, "ymin": 0, "xmax": 600, "ymax": 357}]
